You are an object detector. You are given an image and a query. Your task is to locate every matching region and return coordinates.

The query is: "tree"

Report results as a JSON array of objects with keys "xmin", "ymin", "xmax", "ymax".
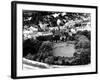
[
  {"xmin": 37, "ymin": 41, "xmax": 53, "ymax": 59},
  {"xmin": 23, "ymin": 11, "xmax": 54, "ymax": 30}
]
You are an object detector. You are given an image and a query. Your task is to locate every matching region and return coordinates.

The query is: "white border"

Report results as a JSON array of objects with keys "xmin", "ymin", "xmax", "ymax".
[{"xmin": 17, "ymin": 3, "xmax": 96, "ymax": 77}]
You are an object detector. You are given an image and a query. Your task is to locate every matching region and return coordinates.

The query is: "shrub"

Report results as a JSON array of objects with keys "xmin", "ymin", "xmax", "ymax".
[
  {"xmin": 75, "ymin": 35, "xmax": 90, "ymax": 49},
  {"xmin": 25, "ymin": 53, "xmax": 36, "ymax": 60},
  {"xmin": 79, "ymin": 51, "xmax": 91, "ymax": 64},
  {"xmin": 57, "ymin": 60, "xmax": 63, "ymax": 65},
  {"xmin": 23, "ymin": 39, "xmax": 42, "ymax": 57},
  {"xmin": 44, "ymin": 56, "xmax": 54, "ymax": 64},
  {"xmin": 38, "ymin": 41, "xmax": 53, "ymax": 57},
  {"xmin": 76, "ymin": 30, "xmax": 91, "ymax": 40}
]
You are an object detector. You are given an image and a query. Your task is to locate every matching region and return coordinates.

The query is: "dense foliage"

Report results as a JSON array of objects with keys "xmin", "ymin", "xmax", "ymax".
[{"xmin": 23, "ymin": 39, "xmax": 42, "ymax": 57}]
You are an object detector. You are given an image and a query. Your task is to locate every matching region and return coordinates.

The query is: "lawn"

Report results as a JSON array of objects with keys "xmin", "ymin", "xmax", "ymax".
[{"xmin": 53, "ymin": 42, "xmax": 75, "ymax": 57}]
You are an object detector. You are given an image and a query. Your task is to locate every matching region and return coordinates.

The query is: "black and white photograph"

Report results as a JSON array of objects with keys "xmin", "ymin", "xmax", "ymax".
[
  {"xmin": 23, "ymin": 11, "xmax": 91, "ymax": 69},
  {"xmin": 11, "ymin": 1, "xmax": 97, "ymax": 79}
]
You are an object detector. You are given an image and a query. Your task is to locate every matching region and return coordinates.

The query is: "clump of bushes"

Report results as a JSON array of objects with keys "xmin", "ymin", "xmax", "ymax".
[
  {"xmin": 75, "ymin": 35, "xmax": 90, "ymax": 49},
  {"xmin": 23, "ymin": 39, "xmax": 43, "ymax": 57},
  {"xmin": 25, "ymin": 51, "xmax": 90, "ymax": 65},
  {"xmin": 74, "ymin": 34, "xmax": 91, "ymax": 65},
  {"xmin": 44, "ymin": 56, "xmax": 54, "ymax": 64},
  {"xmin": 37, "ymin": 41, "xmax": 54, "ymax": 59}
]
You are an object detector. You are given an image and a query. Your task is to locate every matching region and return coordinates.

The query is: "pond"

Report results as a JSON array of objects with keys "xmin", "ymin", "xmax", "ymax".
[{"xmin": 53, "ymin": 42, "xmax": 75, "ymax": 57}]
